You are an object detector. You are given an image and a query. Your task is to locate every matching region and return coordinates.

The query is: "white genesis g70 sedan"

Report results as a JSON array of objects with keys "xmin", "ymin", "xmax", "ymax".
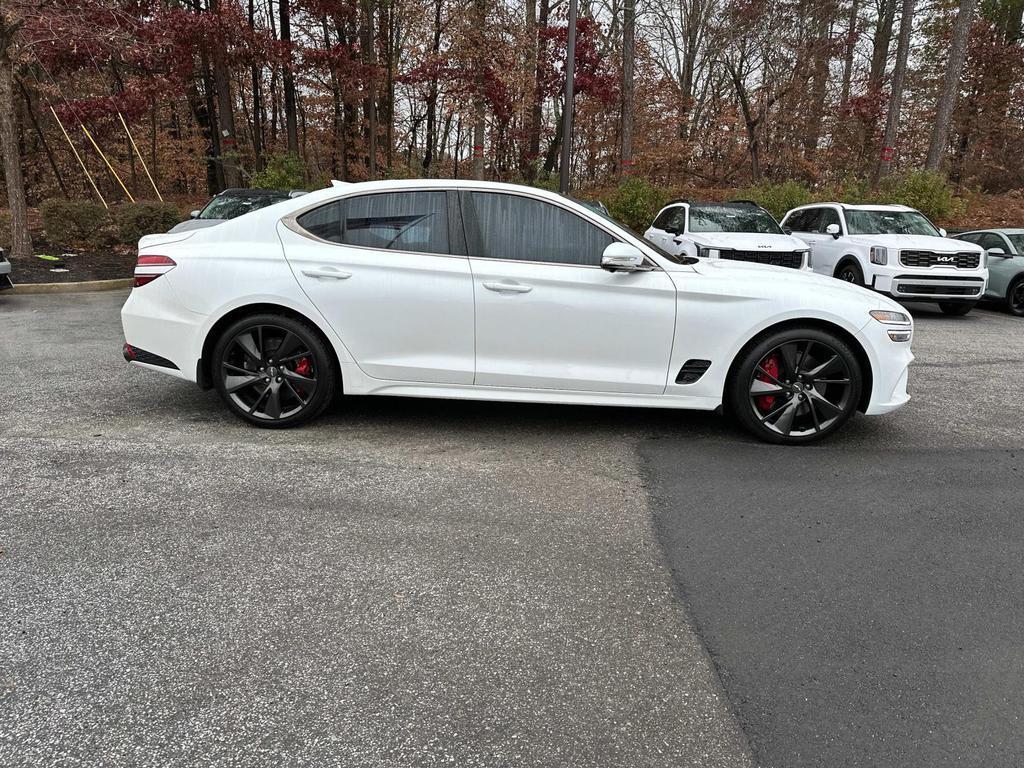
[{"xmin": 121, "ymin": 180, "xmax": 914, "ymax": 444}]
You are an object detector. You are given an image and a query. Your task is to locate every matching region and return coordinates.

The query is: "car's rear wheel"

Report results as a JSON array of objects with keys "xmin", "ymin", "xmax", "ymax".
[
  {"xmin": 835, "ymin": 261, "xmax": 864, "ymax": 287},
  {"xmin": 212, "ymin": 313, "xmax": 337, "ymax": 428},
  {"xmin": 728, "ymin": 328, "xmax": 863, "ymax": 445},
  {"xmin": 1006, "ymin": 278, "xmax": 1024, "ymax": 317},
  {"xmin": 938, "ymin": 301, "xmax": 976, "ymax": 316}
]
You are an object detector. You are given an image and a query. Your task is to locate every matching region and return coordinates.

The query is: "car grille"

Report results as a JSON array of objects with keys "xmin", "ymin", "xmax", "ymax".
[
  {"xmin": 721, "ymin": 250, "xmax": 803, "ymax": 269},
  {"xmin": 895, "ymin": 284, "xmax": 981, "ymax": 296},
  {"xmin": 899, "ymin": 250, "xmax": 980, "ymax": 268}
]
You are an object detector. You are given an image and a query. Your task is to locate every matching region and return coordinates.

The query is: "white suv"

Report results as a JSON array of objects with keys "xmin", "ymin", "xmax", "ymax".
[
  {"xmin": 645, "ymin": 200, "xmax": 811, "ymax": 270},
  {"xmin": 781, "ymin": 203, "xmax": 988, "ymax": 316}
]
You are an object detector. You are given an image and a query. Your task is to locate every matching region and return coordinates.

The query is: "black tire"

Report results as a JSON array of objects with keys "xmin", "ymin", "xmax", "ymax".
[
  {"xmin": 727, "ymin": 327, "xmax": 863, "ymax": 445},
  {"xmin": 938, "ymin": 301, "xmax": 976, "ymax": 316},
  {"xmin": 212, "ymin": 313, "xmax": 337, "ymax": 428},
  {"xmin": 1006, "ymin": 278, "xmax": 1024, "ymax": 317},
  {"xmin": 834, "ymin": 260, "xmax": 864, "ymax": 287}
]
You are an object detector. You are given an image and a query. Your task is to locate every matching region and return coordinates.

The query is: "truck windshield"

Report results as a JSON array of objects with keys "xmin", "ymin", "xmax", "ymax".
[
  {"xmin": 688, "ymin": 205, "xmax": 783, "ymax": 234},
  {"xmin": 845, "ymin": 210, "xmax": 940, "ymax": 236}
]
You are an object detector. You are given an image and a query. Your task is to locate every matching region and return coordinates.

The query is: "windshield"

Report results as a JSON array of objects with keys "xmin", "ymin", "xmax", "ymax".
[
  {"xmin": 200, "ymin": 193, "xmax": 288, "ymax": 220},
  {"xmin": 1007, "ymin": 234, "xmax": 1024, "ymax": 254},
  {"xmin": 688, "ymin": 204, "xmax": 783, "ymax": 234},
  {"xmin": 845, "ymin": 209, "xmax": 940, "ymax": 236}
]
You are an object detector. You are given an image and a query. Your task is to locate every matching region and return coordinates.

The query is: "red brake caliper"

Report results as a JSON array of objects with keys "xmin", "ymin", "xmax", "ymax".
[
  {"xmin": 755, "ymin": 354, "xmax": 781, "ymax": 412},
  {"xmin": 293, "ymin": 357, "xmax": 312, "ymax": 396}
]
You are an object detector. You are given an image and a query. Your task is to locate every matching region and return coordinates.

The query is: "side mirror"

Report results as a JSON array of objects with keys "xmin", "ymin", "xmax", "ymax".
[
  {"xmin": 190, "ymin": 210, "xmax": 201, "ymax": 219},
  {"xmin": 939, "ymin": 228, "xmax": 948, "ymax": 237},
  {"xmin": 782, "ymin": 226, "xmax": 793, "ymax": 235},
  {"xmin": 826, "ymin": 223, "xmax": 841, "ymax": 238},
  {"xmin": 988, "ymin": 247, "xmax": 1007, "ymax": 258},
  {"xmin": 601, "ymin": 242, "xmax": 648, "ymax": 272}
]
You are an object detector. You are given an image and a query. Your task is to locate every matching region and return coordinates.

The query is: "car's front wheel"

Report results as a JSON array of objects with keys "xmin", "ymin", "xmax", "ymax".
[
  {"xmin": 1006, "ymin": 278, "xmax": 1024, "ymax": 317},
  {"xmin": 212, "ymin": 313, "xmax": 337, "ymax": 428},
  {"xmin": 938, "ymin": 301, "xmax": 976, "ymax": 316},
  {"xmin": 835, "ymin": 261, "xmax": 864, "ymax": 287},
  {"xmin": 728, "ymin": 328, "xmax": 863, "ymax": 445}
]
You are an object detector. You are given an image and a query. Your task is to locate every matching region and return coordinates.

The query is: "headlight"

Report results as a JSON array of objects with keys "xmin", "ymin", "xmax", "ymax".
[
  {"xmin": 695, "ymin": 245, "xmax": 719, "ymax": 259},
  {"xmin": 869, "ymin": 246, "xmax": 888, "ymax": 265},
  {"xmin": 870, "ymin": 309, "xmax": 911, "ymax": 325},
  {"xmin": 797, "ymin": 248, "xmax": 811, "ymax": 267},
  {"xmin": 887, "ymin": 329, "xmax": 913, "ymax": 342}
]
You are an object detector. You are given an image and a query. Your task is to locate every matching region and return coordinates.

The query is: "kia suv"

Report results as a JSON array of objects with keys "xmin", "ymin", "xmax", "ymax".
[
  {"xmin": 645, "ymin": 200, "xmax": 811, "ymax": 270},
  {"xmin": 781, "ymin": 203, "xmax": 988, "ymax": 316}
]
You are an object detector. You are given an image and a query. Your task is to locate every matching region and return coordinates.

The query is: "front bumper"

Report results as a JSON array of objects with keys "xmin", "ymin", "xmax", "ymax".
[
  {"xmin": 856, "ymin": 319, "xmax": 914, "ymax": 416},
  {"xmin": 872, "ymin": 272, "xmax": 986, "ymax": 301}
]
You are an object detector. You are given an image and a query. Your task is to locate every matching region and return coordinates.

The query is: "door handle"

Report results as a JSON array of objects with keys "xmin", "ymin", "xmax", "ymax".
[
  {"xmin": 482, "ymin": 281, "xmax": 532, "ymax": 294},
  {"xmin": 302, "ymin": 267, "xmax": 352, "ymax": 280}
]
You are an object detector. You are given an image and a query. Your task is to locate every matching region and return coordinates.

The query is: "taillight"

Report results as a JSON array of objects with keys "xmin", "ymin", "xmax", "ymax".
[{"xmin": 134, "ymin": 255, "xmax": 176, "ymax": 287}]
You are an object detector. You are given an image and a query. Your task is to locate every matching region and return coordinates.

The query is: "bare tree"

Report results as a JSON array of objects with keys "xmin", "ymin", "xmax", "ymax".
[
  {"xmin": 280, "ymin": 0, "xmax": 300, "ymax": 155},
  {"xmin": 0, "ymin": 10, "xmax": 32, "ymax": 259},
  {"xmin": 620, "ymin": 0, "xmax": 635, "ymax": 176},
  {"xmin": 924, "ymin": 0, "xmax": 977, "ymax": 170},
  {"xmin": 877, "ymin": 0, "xmax": 915, "ymax": 179}
]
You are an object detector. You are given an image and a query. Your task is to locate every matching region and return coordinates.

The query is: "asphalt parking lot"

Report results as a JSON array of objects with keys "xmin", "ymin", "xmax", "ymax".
[{"xmin": 2, "ymin": 291, "xmax": 1023, "ymax": 767}]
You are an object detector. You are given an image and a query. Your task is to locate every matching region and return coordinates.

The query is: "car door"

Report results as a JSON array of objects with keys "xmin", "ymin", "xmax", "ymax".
[
  {"xmin": 461, "ymin": 190, "xmax": 677, "ymax": 394},
  {"xmin": 810, "ymin": 207, "xmax": 847, "ymax": 275},
  {"xmin": 279, "ymin": 190, "xmax": 476, "ymax": 384},
  {"xmin": 977, "ymin": 232, "xmax": 1015, "ymax": 298},
  {"xmin": 786, "ymin": 208, "xmax": 827, "ymax": 273},
  {"xmin": 645, "ymin": 204, "xmax": 684, "ymax": 250}
]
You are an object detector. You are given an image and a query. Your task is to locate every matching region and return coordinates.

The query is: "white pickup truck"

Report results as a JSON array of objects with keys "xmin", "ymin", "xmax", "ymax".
[{"xmin": 780, "ymin": 203, "xmax": 988, "ymax": 315}]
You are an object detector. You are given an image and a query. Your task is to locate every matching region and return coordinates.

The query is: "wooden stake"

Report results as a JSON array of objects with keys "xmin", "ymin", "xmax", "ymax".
[
  {"xmin": 50, "ymin": 106, "xmax": 107, "ymax": 209},
  {"xmin": 118, "ymin": 112, "xmax": 162, "ymax": 201},
  {"xmin": 81, "ymin": 123, "xmax": 135, "ymax": 203}
]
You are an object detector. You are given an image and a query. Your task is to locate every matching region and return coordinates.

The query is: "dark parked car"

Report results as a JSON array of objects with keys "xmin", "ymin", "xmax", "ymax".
[
  {"xmin": 169, "ymin": 188, "xmax": 307, "ymax": 233},
  {"xmin": 0, "ymin": 248, "xmax": 12, "ymax": 290}
]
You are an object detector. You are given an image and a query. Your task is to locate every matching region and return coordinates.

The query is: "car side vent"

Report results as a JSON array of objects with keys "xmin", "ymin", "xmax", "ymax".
[{"xmin": 676, "ymin": 359, "xmax": 712, "ymax": 384}]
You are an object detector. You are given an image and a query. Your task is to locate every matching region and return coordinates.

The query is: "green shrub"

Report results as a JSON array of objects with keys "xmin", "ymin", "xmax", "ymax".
[
  {"xmin": 875, "ymin": 170, "xmax": 963, "ymax": 222},
  {"xmin": 734, "ymin": 180, "xmax": 815, "ymax": 221},
  {"xmin": 116, "ymin": 202, "xmax": 182, "ymax": 245},
  {"xmin": 39, "ymin": 198, "xmax": 113, "ymax": 250},
  {"xmin": 250, "ymin": 153, "xmax": 305, "ymax": 190},
  {"xmin": 602, "ymin": 177, "xmax": 670, "ymax": 232}
]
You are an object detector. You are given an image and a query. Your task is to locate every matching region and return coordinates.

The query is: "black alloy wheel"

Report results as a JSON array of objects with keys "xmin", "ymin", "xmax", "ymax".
[
  {"xmin": 836, "ymin": 262, "xmax": 864, "ymax": 287},
  {"xmin": 212, "ymin": 313, "xmax": 336, "ymax": 427},
  {"xmin": 729, "ymin": 328, "xmax": 863, "ymax": 444},
  {"xmin": 1007, "ymin": 279, "xmax": 1024, "ymax": 317}
]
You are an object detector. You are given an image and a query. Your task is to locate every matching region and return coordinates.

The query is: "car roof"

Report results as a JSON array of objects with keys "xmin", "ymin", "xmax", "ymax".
[
  {"xmin": 959, "ymin": 228, "xmax": 1024, "ymax": 235},
  {"xmin": 216, "ymin": 188, "xmax": 294, "ymax": 197},
  {"xmin": 790, "ymin": 202, "xmax": 916, "ymax": 212}
]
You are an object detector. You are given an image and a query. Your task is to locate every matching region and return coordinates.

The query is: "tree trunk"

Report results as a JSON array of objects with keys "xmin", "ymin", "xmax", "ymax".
[
  {"xmin": 472, "ymin": 0, "xmax": 487, "ymax": 179},
  {"xmin": 422, "ymin": 0, "xmax": 442, "ymax": 175},
  {"xmin": 803, "ymin": 10, "xmax": 831, "ymax": 158},
  {"xmin": 620, "ymin": 0, "xmax": 635, "ymax": 176},
  {"xmin": 924, "ymin": 0, "xmax": 977, "ymax": 171},
  {"xmin": 19, "ymin": 80, "xmax": 67, "ymax": 195},
  {"xmin": 877, "ymin": 0, "xmax": 915, "ymax": 179},
  {"xmin": 361, "ymin": 0, "xmax": 378, "ymax": 177},
  {"xmin": 249, "ymin": 0, "xmax": 265, "ymax": 172},
  {"xmin": 839, "ymin": 0, "xmax": 860, "ymax": 107},
  {"xmin": 209, "ymin": 0, "xmax": 241, "ymax": 187},
  {"xmin": 868, "ymin": 0, "xmax": 896, "ymax": 91},
  {"xmin": 280, "ymin": 0, "xmax": 300, "ymax": 155},
  {"xmin": 528, "ymin": 0, "xmax": 549, "ymax": 176},
  {"xmin": 0, "ymin": 20, "xmax": 32, "ymax": 259}
]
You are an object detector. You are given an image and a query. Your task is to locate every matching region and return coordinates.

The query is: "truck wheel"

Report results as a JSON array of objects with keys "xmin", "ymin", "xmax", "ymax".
[
  {"xmin": 938, "ymin": 301, "xmax": 976, "ymax": 316},
  {"xmin": 835, "ymin": 261, "xmax": 864, "ymax": 287}
]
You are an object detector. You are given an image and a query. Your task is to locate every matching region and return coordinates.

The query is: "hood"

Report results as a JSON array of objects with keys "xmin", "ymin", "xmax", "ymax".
[
  {"xmin": 845, "ymin": 233, "xmax": 984, "ymax": 252},
  {"xmin": 691, "ymin": 257, "xmax": 903, "ymax": 311},
  {"xmin": 687, "ymin": 232, "xmax": 809, "ymax": 252}
]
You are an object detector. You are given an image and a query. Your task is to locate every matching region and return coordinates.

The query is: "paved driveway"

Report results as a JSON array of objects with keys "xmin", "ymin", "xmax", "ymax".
[
  {"xmin": 644, "ymin": 302, "xmax": 1024, "ymax": 767},
  {"xmin": 0, "ymin": 291, "xmax": 750, "ymax": 767}
]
